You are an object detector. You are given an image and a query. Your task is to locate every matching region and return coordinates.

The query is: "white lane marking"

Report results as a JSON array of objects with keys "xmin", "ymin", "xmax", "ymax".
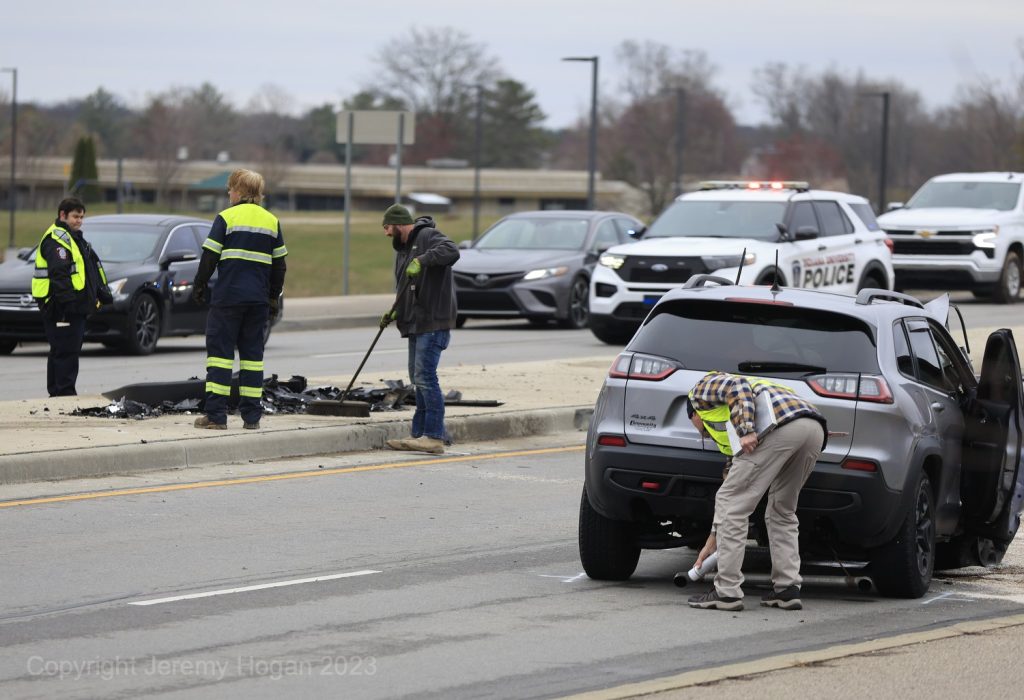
[
  {"xmin": 921, "ymin": 591, "xmax": 974, "ymax": 605},
  {"xmin": 129, "ymin": 569, "xmax": 381, "ymax": 606},
  {"xmin": 311, "ymin": 349, "xmax": 406, "ymax": 359},
  {"xmin": 538, "ymin": 572, "xmax": 588, "ymax": 583}
]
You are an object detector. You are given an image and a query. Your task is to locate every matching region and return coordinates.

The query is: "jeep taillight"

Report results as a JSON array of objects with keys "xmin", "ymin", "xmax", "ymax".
[
  {"xmin": 806, "ymin": 374, "xmax": 893, "ymax": 403},
  {"xmin": 608, "ymin": 353, "xmax": 679, "ymax": 381}
]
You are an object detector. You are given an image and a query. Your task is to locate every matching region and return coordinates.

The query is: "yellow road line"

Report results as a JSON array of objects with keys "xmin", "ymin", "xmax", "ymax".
[
  {"xmin": 561, "ymin": 612, "xmax": 1024, "ymax": 700},
  {"xmin": 0, "ymin": 445, "xmax": 585, "ymax": 509}
]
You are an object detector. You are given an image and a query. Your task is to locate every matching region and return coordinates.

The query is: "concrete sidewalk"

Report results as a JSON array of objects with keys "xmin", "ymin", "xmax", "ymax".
[
  {"xmin": 0, "ymin": 354, "xmax": 614, "ymax": 485},
  {"xmin": 274, "ymin": 293, "xmax": 396, "ymax": 332}
]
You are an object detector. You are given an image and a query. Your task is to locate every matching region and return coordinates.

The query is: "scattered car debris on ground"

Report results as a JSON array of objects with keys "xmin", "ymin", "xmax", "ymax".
[{"xmin": 70, "ymin": 375, "xmax": 502, "ymax": 420}]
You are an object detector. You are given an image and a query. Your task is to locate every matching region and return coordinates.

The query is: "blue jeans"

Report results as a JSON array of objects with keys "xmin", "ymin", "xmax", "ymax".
[{"xmin": 407, "ymin": 329, "xmax": 451, "ymax": 441}]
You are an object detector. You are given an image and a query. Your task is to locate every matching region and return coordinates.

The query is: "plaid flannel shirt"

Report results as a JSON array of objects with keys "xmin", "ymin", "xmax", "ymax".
[{"xmin": 689, "ymin": 371, "xmax": 824, "ymax": 439}]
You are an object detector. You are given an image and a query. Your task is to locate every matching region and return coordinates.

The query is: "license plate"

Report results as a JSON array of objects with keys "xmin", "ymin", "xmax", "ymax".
[{"xmin": 643, "ymin": 294, "xmax": 662, "ymax": 306}]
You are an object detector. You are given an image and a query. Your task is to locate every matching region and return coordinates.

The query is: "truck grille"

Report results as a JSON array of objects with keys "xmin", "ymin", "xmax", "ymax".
[
  {"xmin": 891, "ymin": 240, "xmax": 984, "ymax": 256},
  {"xmin": 619, "ymin": 256, "xmax": 708, "ymax": 284},
  {"xmin": 0, "ymin": 292, "xmax": 37, "ymax": 310}
]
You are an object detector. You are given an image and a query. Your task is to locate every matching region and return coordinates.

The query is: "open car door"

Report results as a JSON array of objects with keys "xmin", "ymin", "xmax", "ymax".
[{"xmin": 961, "ymin": 329, "xmax": 1024, "ymax": 548}]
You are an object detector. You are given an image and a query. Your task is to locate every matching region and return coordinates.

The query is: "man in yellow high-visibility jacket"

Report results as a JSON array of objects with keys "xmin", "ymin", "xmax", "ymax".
[
  {"xmin": 32, "ymin": 197, "xmax": 111, "ymax": 396},
  {"xmin": 686, "ymin": 370, "xmax": 827, "ymax": 612},
  {"xmin": 191, "ymin": 170, "xmax": 287, "ymax": 430}
]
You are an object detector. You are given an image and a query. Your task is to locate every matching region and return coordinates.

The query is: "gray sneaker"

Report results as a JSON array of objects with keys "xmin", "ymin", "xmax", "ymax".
[
  {"xmin": 687, "ymin": 588, "xmax": 743, "ymax": 611},
  {"xmin": 760, "ymin": 585, "xmax": 802, "ymax": 610}
]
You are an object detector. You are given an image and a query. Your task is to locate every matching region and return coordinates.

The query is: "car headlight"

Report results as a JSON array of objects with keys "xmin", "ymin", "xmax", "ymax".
[
  {"xmin": 522, "ymin": 266, "xmax": 569, "ymax": 281},
  {"xmin": 701, "ymin": 252, "xmax": 756, "ymax": 270},
  {"xmin": 599, "ymin": 254, "xmax": 626, "ymax": 270},
  {"xmin": 972, "ymin": 227, "xmax": 999, "ymax": 249},
  {"xmin": 107, "ymin": 277, "xmax": 130, "ymax": 300}
]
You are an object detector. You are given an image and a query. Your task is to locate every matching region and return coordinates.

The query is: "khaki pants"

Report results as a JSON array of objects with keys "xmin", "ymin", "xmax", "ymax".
[{"xmin": 712, "ymin": 417, "xmax": 824, "ymax": 599}]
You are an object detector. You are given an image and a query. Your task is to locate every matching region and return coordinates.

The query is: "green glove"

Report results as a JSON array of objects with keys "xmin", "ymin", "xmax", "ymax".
[
  {"xmin": 379, "ymin": 309, "xmax": 397, "ymax": 329},
  {"xmin": 406, "ymin": 258, "xmax": 422, "ymax": 278}
]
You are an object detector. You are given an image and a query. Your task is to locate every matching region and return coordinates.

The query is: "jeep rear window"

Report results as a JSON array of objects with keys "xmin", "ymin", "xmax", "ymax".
[
  {"xmin": 629, "ymin": 299, "xmax": 879, "ymax": 374},
  {"xmin": 645, "ymin": 200, "xmax": 787, "ymax": 240},
  {"xmin": 906, "ymin": 181, "xmax": 1021, "ymax": 211}
]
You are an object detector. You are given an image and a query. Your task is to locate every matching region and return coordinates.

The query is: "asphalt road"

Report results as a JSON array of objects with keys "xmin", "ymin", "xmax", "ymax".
[
  {"xmin": 1, "ymin": 435, "xmax": 1022, "ymax": 698},
  {"xmin": 0, "ymin": 292, "xmax": 1015, "ymax": 402},
  {"xmin": 0, "ymin": 321, "xmax": 610, "ymax": 401}
]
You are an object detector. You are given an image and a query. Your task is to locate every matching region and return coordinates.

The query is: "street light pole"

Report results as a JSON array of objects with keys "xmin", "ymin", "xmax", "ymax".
[
  {"xmin": 674, "ymin": 87, "xmax": 685, "ymax": 198},
  {"xmin": 863, "ymin": 90, "xmax": 891, "ymax": 213},
  {"xmin": 562, "ymin": 56, "xmax": 598, "ymax": 210},
  {"xmin": 1, "ymin": 67, "xmax": 16, "ymax": 250},
  {"xmin": 472, "ymin": 85, "xmax": 483, "ymax": 240}
]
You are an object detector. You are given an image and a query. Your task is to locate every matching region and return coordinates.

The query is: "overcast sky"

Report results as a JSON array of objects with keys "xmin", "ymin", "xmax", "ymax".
[{"xmin": 2, "ymin": 0, "xmax": 1022, "ymax": 127}]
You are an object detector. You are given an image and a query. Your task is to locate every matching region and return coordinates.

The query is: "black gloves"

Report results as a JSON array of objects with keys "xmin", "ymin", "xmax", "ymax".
[
  {"xmin": 192, "ymin": 283, "xmax": 209, "ymax": 305},
  {"xmin": 269, "ymin": 297, "xmax": 281, "ymax": 322}
]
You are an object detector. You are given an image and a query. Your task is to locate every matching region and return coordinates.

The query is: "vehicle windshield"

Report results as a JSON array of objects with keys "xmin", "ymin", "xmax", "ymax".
[
  {"xmin": 645, "ymin": 200, "xmax": 788, "ymax": 239},
  {"xmin": 474, "ymin": 218, "xmax": 589, "ymax": 250},
  {"xmin": 81, "ymin": 223, "xmax": 165, "ymax": 263},
  {"xmin": 906, "ymin": 181, "xmax": 1021, "ymax": 211},
  {"xmin": 630, "ymin": 299, "xmax": 880, "ymax": 373}
]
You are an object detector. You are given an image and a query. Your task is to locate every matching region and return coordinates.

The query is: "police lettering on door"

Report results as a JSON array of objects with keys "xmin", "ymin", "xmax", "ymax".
[{"xmin": 794, "ymin": 253, "xmax": 855, "ymax": 288}]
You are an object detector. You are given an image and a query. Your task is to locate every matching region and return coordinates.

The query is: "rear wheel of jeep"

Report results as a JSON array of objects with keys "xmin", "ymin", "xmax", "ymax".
[
  {"xmin": 579, "ymin": 488, "xmax": 640, "ymax": 580},
  {"xmin": 871, "ymin": 473, "xmax": 935, "ymax": 598},
  {"xmin": 993, "ymin": 251, "xmax": 1022, "ymax": 304}
]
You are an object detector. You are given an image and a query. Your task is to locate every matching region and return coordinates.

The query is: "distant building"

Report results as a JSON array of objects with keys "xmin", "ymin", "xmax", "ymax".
[{"xmin": 0, "ymin": 157, "xmax": 645, "ymax": 216}]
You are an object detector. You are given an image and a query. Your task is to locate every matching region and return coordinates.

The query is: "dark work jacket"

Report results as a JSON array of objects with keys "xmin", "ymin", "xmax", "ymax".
[
  {"xmin": 38, "ymin": 219, "xmax": 112, "ymax": 320},
  {"xmin": 392, "ymin": 216, "xmax": 460, "ymax": 337}
]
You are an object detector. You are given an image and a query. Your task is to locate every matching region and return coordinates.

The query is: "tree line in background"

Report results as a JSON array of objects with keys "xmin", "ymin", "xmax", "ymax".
[{"xmin": 0, "ymin": 29, "xmax": 1022, "ymax": 216}]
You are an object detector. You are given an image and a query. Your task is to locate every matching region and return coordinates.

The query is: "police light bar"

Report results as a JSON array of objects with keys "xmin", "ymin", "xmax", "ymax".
[{"xmin": 698, "ymin": 180, "xmax": 810, "ymax": 192}]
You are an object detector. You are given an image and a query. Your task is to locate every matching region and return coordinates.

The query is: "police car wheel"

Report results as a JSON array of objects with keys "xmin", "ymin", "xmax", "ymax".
[
  {"xmin": 0, "ymin": 340, "xmax": 15, "ymax": 355},
  {"xmin": 857, "ymin": 272, "xmax": 885, "ymax": 292}
]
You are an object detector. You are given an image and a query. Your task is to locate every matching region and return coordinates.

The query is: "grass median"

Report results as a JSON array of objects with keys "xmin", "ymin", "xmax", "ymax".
[{"xmin": 1, "ymin": 205, "xmax": 501, "ymax": 297}]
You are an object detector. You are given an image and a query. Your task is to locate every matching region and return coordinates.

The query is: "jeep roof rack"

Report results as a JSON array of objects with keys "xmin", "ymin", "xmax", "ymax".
[
  {"xmin": 855, "ymin": 289, "xmax": 925, "ymax": 308},
  {"xmin": 697, "ymin": 180, "xmax": 810, "ymax": 192}
]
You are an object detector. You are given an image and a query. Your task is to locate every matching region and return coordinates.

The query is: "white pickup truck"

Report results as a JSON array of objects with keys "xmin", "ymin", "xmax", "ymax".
[{"xmin": 877, "ymin": 172, "xmax": 1024, "ymax": 303}]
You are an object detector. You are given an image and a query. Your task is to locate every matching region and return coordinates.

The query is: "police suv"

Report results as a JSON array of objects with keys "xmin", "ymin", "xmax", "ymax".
[{"xmin": 588, "ymin": 181, "xmax": 895, "ymax": 344}]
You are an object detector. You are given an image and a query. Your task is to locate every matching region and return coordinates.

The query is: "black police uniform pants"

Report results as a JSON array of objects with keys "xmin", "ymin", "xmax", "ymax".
[
  {"xmin": 203, "ymin": 304, "xmax": 268, "ymax": 426},
  {"xmin": 43, "ymin": 314, "xmax": 86, "ymax": 397}
]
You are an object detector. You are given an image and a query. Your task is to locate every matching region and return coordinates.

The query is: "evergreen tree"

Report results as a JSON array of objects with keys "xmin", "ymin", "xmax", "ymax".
[
  {"xmin": 69, "ymin": 136, "xmax": 101, "ymax": 203},
  {"xmin": 481, "ymin": 80, "xmax": 550, "ymax": 168}
]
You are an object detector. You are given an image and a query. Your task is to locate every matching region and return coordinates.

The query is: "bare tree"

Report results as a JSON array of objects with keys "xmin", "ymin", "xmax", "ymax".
[
  {"xmin": 368, "ymin": 26, "xmax": 502, "ymax": 161},
  {"xmin": 241, "ymin": 84, "xmax": 299, "ymax": 209},
  {"xmin": 601, "ymin": 41, "xmax": 741, "ymax": 216},
  {"xmin": 133, "ymin": 93, "xmax": 185, "ymax": 207}
]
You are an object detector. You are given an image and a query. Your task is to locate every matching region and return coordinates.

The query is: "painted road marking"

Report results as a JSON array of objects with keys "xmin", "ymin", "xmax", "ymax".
[
  {"xmin": 538, "ymin": 572, "xmax": 588, "ymax": 583},
  {"xmin": 129, "ymin": 570, "xmax": 381, "ymax": 606},
  {"xmin": 0, "ymin": 446, "xmax": 584, "ymax": 509},
  {"xmin": 559, "ymin": 612, "xmax": 1024, "ymax": 700}
]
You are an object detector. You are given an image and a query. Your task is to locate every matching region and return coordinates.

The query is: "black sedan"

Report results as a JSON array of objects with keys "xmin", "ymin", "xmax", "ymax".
[
  {"xmin": 454, "ymin": 210, "xmax": 645, "ymax": 329},
  {"xmin": 0, "ymin": 214, "xmax": 281, "ymax": 355}
]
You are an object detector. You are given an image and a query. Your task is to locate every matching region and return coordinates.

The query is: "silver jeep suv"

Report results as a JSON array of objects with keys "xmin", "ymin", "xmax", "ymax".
[{"xmin": 580, "ymin": 277, "xmax": 1024, "ymax": 598}]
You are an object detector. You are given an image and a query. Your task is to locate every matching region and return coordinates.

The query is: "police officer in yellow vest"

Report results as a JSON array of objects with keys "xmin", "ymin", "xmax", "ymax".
[
  {"xmin": 191, "ymin": 169, "xmax": 287, "ymax": 430},
  {"xmin": 32, "ymin": 197, "xmax": 112, "ymax": 396},
  {"xmin": 685, "ymin": 370, "xmax": 827, "ymax": 612}
]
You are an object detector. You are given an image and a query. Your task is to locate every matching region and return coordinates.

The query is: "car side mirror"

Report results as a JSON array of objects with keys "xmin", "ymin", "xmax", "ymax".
[
  {"xmin": 458, "ymin": 240, "xmax": 474, "ymax": 249},
  {"xmin": 628, "ymin": 226, "xmax": 646, "ymax": 239},
  {"xmin": 886, "ymin": 201, "xmax": 904, "ymax": 212},
  {"xmin": 161, "ymin": 250, "xmax": 198, "ymax": 268},
  {"xmin": 793, "ymin": 226, "xmax": 819, "ymax": 240},
  {"xmin": 16, "ymin": 247, "xmax": 34, "ymax": 261}
]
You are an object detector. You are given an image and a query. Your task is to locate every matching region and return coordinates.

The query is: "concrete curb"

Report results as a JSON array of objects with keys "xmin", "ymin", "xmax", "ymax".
[
  {"xmin": 0, "ymin": 406, "xmax": 594, "ymax": 485},
  {"xmin": 275, "ymin": 314, "xmax": 381, "ymax": 333}
]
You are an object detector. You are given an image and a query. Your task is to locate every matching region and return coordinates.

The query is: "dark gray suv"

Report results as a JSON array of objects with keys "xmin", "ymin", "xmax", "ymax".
[{"xmin": 580, "ymin": 278, "xmax": 1024, "ymax": 598}]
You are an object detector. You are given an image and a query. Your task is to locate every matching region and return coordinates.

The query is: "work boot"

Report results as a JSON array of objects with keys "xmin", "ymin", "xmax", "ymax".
[
  {"xmin": 243, "ymin": 422, "xmax": 260, "ymax": 430},
  {"xmin": 401, "ymin": 436, "xmax": 445, "ymax": 454},
  {"xmin": 687, "ymin": 588, "xmax": 743, "ymax": 611},
  {"xmin": 760, "ymin": 585, "xmax": 802, "ymax": 610},
  {"xmin": 386, "ymin": 438, "xmax": 412, "ymax": 451},
  {"xmin": 194, "ymin": 416, "xmax": 227, "ymax": 430}
]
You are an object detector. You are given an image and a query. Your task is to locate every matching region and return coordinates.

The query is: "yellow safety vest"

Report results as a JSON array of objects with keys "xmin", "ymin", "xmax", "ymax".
[
  {"xmin": 693, "ymin": 376, "xmax": 790, "ymax": 456},
  {"xmin": 32, "ymin": 224, "xmax": 85, "ymax": 302}
]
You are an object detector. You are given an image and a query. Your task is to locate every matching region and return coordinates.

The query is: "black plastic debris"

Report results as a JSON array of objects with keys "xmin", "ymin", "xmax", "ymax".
[{"xmin": 70, "ymin": 374, "xmax": 501, "ymax": 420}]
